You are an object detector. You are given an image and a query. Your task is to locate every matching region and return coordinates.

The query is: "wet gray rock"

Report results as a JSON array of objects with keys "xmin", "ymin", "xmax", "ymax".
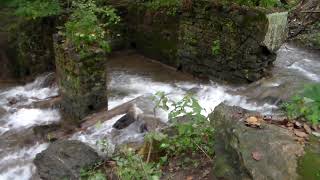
[
  {"xmin": 110, "ymin": 95, "xmax": 167, "ymax": 152},
  {"xmin": 113, "ymin": 105, "xmax": 140, "ymax": 130},
  {"xmin": 34, "ymin": 140, "xmax": 100, "ymax": 180},
  {"xmin": 210, "ymin": 103, "xmax": 304, "ymax": 180},
  {"xmin": 0, "ymin": 107, "xmax": 6, "ymax": 117},
  {"xmin": 7, "ymin": 95, "xmax": 28, "ymax": 106},
  {"xmin": 33, "ymin": 123, "xmax": 61, "ymax": 141},
  {"xmin": 39, "ymin": 72, "xmax": 56, "ymax": 88}
]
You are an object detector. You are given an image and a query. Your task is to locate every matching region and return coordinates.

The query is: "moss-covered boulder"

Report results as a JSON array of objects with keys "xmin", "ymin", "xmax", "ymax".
[
  {"xmin": 54, "ymin": 35, "xmax": 108, "ymax": 123},
  {"xmin": 209, "ymin": 103, "xmax": 305, "ymax": 180}
]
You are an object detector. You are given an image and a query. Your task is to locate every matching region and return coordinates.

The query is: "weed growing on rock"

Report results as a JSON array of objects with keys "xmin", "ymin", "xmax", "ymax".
[
  {"xmin": 114, "ymin": 149, "xmax": 161, "ymax": 180},
  {"xmin": 145, "ymin": 0, "xmax": 181, "ymax": 16},
  {"xmin": 283, "ymin": 83, "xmax": 320, "ymax": 124},
  {"xmin": 13, "ymin": 0, "xmax": 61, "ymax": 19},
  {"xmin": 80, "ymin": 161, "xmax": 107, "ymax": 180},
  {"xmin": 10, "ymin": 0, "xmax": 120, "ymax": 56},
  {"xmin": 151, "ymin": 92, "xmax": 215, "ymax": 161},
  {"xmin": 211, "ymin": 40, "xmax": 221, "ymax": 56},
  {"xmin": 63, "ymin": 0, "xmax": 120, "ymax": 56}
]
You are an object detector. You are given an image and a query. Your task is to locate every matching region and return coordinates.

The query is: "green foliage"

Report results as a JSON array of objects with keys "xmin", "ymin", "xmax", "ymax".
[
  {"xmin": 80, "ymin": 162, "xmax": 107, "ymax": 180},
  {"xmin": 145, "ymin": 0, "xmax": 181, "ymax": 16},
  {"xmin": 96, "ymin": 139, "xmax": 113, "ymax": 156},
  {"xmin": 211, "ymin": 40, "xmax": 220, "ymax": 56},
  {"xmin": 223, "ymin": 0, "xmax": 280, "ymax": 8},
  {"xmin": 152, "ymin": 92, "xmax": 215, "ymax": 158},
  {"xmin": 10, "ymin": 0, "xmax": 120, "ymax": 56},
  {"xmin": 14, "ymin": 0, "xmax": 61, "ymax": 19},
  {"xmin": 114, "ymin": 150, "xmax": 161, "ymax": 180},
  {"xmin": 63, "ymin": 0, "xmax": 120, "ymax": 56},
  {"xmin": 283, "ymin": 83, "xmax": 320, "ymax": 124}
]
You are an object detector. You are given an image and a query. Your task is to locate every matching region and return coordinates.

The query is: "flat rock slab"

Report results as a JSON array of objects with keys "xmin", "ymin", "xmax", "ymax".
[{"xmin": 210, "ymin": 103, "xmax": 304, "ymax": 180}]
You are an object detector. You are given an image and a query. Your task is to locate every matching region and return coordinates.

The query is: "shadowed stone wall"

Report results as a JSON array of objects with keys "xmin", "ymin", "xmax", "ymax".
[
  {"xmin": 0, "ymin": 8, "xmax": 55, "ymax": 80},
  {"xmin": 121, "ymin": 0, "xmax": 288, "ymax": 83}
]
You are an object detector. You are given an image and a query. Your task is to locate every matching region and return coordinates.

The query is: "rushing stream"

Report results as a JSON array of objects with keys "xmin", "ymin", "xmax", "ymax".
[{"xmin": 0, "ymin": 44, "xmax": 319, "ymax": 179}]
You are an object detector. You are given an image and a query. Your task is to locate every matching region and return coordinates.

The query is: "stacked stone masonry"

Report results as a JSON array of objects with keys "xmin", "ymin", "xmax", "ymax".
[{"xmin": 122, "ymin": 0, "xmax": 288, "ymax": 83}]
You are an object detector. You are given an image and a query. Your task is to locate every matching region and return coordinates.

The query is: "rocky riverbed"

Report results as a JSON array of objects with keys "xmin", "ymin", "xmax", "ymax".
[{"xmin": 0, "ymin": 44, "xmax": 319, "ymax": 179}]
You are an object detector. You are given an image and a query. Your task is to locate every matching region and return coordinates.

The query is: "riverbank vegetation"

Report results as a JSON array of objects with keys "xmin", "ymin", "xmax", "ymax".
[
  {"xmin": 79, "ymin": 93, "xmax": 215, "ymax": 179},
  {"xmin": 284, "ymin": 83, "xmax": 320, "ymax": 125},
  {"xmin": 1, "ymin": 0, "xmax": 319, "ymax": 179},
  {"xmin": 2, "ymin": 0, "xmax": 120, "ymax": 57}
]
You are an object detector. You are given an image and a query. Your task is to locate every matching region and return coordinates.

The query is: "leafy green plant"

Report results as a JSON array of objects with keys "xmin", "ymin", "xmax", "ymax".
[
  {"xmin": 63, "ymin": 0, "xmax": 120, "ymax": 56},
  {"xmin": 96, "ymin": 139, "xmax": 113, "ymax": 156},
  {"xmin": 10, "ymin": 0, "xmax": 120, "ymax": 56},
  {"xmin": 114, "ymin": 149, "xmax": 161, "ymax": 180},
  {"xmin": 211, "ymin": 40, "xmax": 220, "ymax": 56},
  {"xmin": 283, "ymin": 83, "xmax": 320, "ymax": 124},
  {"xmin": 80, "ymin": 162, "xmax": 107, "ymax": 180},
  {"xmin": 223, "ymin": 0, "xmax": 279, "ymax": 8},
  {"xmin": 145, "ymin": 0, "xmax": 181, "ymax": 16},
  {"xmin": 151, "ymin": 92, "xmax": 215, "ymax": 160},
  {"xmin": 14, "ymin": 0, "xmax": 61, "ymax": 19}
]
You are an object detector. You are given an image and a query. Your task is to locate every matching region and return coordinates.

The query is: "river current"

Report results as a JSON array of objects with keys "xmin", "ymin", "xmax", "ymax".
[{"xmin": 0, "ymin": 44, "xmax": 319, "ymax": 179}]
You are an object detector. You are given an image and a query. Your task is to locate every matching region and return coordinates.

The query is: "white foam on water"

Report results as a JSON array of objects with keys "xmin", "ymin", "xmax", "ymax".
[
  {"xmin": 0, "ymin": 108, "xmax": 60, "ymax": 134},
  {"xmin": 0, "ymin": 74, "xmax": 59, "ymax": 110},
  {"xmin": 288, "ymin": 59, "xmax": 320, "ymax": 82},
  {"xmin": 0, "ymin": 143, "xmax": 48, "ymax": 180},
  {"xmin": 71, "ymin": 114, "xmax": 125, "ymax": 155},
  {"xmin": 110, "ymin": 73, "xmax": 277, "ymax": 116}
]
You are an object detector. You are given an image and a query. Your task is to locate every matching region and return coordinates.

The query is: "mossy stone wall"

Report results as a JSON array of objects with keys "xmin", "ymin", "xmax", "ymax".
[
  {"xmin": 122, "ymin": 0, "xmax": 285, "ymax": 83},
  {"xmin": 0, "ymin": 8, "xmax": 55, "ymax": 80}
]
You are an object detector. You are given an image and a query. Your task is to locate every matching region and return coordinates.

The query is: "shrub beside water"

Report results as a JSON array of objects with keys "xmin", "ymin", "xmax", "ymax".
[{"xmin": 283, "ymin": 83, "xmax": 320, "ymax": 125}]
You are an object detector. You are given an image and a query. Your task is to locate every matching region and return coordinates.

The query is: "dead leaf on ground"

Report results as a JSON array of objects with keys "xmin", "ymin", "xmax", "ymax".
[
  {"xmin": 201, "ymin": 169, "xmax": 210, "ymax": 178},
  {"xmin": 294, "ymin": 121, "xmax": 302, "ymax": 128},
  {"xmin": 252, "ymin": 151, "xmax": 263, "ymax": 161},
  {"xmin": 186, "ymin": 176, "xmax": 193, "ymax": 180},
  {"xmin": 286, "ymin": 122, "xmax": 294, "ymax": 127},
  {"xmin": 311, "ymin": 124, "xmax": 319, "ymax": 131},
  {"xmin": 303, "ymin": 123, "xmax": 312, "ymax": 134},
  {"xmin": 245, "ymin": 116, "xmax": 263, "ymax": 127},
  {"xmin": 294, "ymin": 129, "xmax": 308, "ymax": 138},
  {"xmin": 294, "ymin": 137, "xmax": 305, "ymax": 145}
]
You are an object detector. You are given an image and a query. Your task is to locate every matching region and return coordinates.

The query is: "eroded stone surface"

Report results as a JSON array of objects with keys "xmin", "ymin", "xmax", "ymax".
[
  {"xmin": 54, "ymin": 35, "xmax": 108, "ymax": 122},
  {"xmin": 122, "ymin": 1, "xmax": 288, "ymax": 83},
  {"xmin": 34, "ymin": 140, "xmax": 100, "ymax": 180},
  {"xmin": 210, "ymin": 103, "xmax": 304, "ymax": 180}
]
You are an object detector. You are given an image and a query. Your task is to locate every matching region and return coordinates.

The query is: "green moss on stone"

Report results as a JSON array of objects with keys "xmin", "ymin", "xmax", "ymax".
[{"xmin": 298, "ymin": 136, "xmax": 320, "ymax": 180}]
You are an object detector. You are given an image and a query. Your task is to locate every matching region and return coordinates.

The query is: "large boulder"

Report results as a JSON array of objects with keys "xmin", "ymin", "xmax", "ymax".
[
  {"xmin": 34, "ymin": 140, "xmax": 100, "ymax": 180},
  {"xmin": 209, "ymin": 103, "xmax": 304, "ymax": 180}
]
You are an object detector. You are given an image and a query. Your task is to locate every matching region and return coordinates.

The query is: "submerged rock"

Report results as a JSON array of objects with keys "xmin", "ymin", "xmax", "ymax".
[
  {"xmin": 34, "ymin": 140, "xmax": 100, "ymax": 180},
  {"xmin": 110, "ymin": 95, "xmax": 167, "ymax": 151},
  {"xmin": 113, "ymin": 104, "xmax": 143, "ymax": 130},
  {"xmin": 210, "ymin": 103, "xmax": 304, "ymax": 180},
  {"xmin": 39, "ymin": 72, "xmax": 56, "ymax": 88}
]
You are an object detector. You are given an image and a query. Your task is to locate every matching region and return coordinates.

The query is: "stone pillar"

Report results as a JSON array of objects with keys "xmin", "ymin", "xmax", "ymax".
[{"xmin": 54, "ymin": 35, "xmax": 108, "ymax": 123}]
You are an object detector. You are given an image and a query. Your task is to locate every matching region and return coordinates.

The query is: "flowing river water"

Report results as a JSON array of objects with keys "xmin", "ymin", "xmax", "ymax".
[{"xmin": 0, "ymin": 44, "xmax": 319, "ymax": 179}]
